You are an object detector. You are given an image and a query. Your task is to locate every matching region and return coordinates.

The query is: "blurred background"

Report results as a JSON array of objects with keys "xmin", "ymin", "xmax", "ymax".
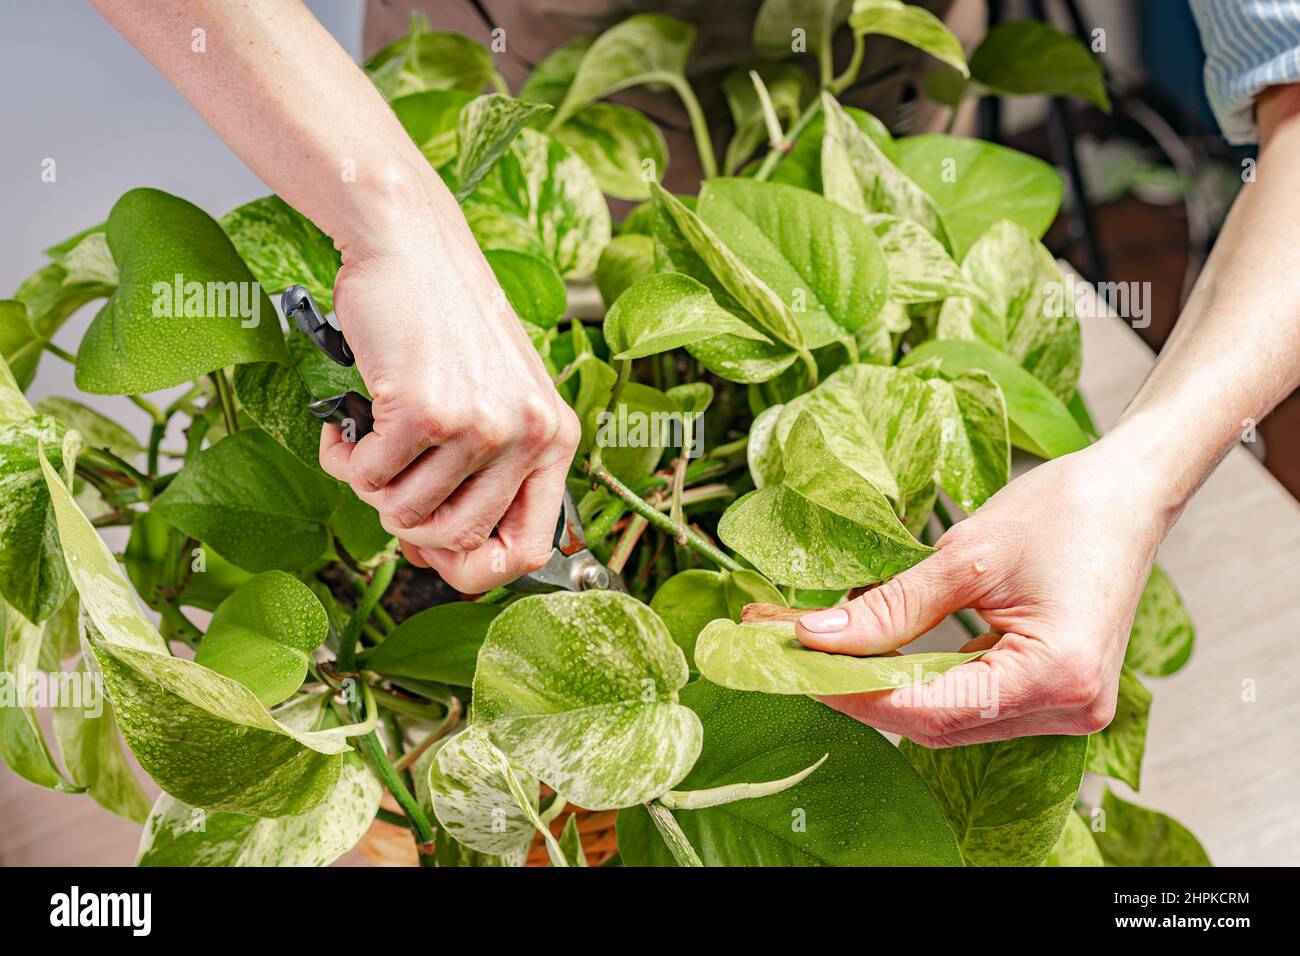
[{"xmin": 1, "ymin": 0, "xmax": 1296, "ymax": 866}]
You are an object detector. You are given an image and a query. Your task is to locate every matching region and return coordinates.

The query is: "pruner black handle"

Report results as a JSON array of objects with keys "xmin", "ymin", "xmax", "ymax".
[{"xmin": 282, "ymin": 285, "xmax": 374, "ymax": 438}]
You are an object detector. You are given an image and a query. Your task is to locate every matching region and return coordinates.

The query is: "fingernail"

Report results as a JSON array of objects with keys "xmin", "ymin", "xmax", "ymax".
[{"xmin": 800, "ymin": 607, "xmax": 849, "ymax": 632}]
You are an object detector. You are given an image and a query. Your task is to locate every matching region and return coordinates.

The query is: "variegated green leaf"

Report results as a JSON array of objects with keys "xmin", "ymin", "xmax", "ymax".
[
  {"xmin": 33, "ymin": 397, "xmax": 143, "ymax": 462},
  {"xmin": 1093, "ymin": 788, "xmax": 1210, "ymax": 866},
  {"xmin": 1, "ymin": 601, "xmax": 81, "ymax": 790},
  {"xmin": 649, "ymin": 567, "xmax": 785, "ymax": 668},
  {"xmin": 900, "ymin": 734, "xmax": 1089, "ymax": 866},
  {"xmin": 849, "ymin": 1, "xmax": 968, "ymax": 76},
  {"xmin": 426, "ymin": 727, "xmax": 541, "ymax": 867},
  {"xmin": 391, "ymin": 89, "xmax": 476, "ymax": 167},
  {"xmin": 937, "ymin": 219, "xmax": 1082, "ymax": 402},
  {"xmin": 466, "ymin": 128, "xmax": 612, "ymax": 279},
  {"xmin": 1125, "ymin": 564, "xmax": 1195, "ymax": 677},
  {"xmin": 695, "ymin": 618, "xmax": 981, "ymax": 695},
  {"xmin": 219, "ymin": 195, "xmax": 340, "ymax": 313},
  {"xmin": 604, "ymin": 273, "xmax": 770, "ymax": 360},
  {"xmin": 455, "ymin": 94, "xmax": 553, "ymax": 201},
  {"xmin": 697, "ymin": 178, "xmax": 891, "ymax": 355},
  {"xmin": 40, "ymin": 438, "xmax": 363, "ymax": 817},
  {"xmin": 596, "ymin": 233, "xmax": 655, "ymax": 309},
  {"xmin": 1085, "ymin": 666, "xmax": 1150, "ymax": 790},
  {"xmin": 137, "ymin": 742, "xmax": 381, "ymax": 866},
  {"xmin": 472, "ymin": 590, "xmax": 702, "ymax": 810},
  {"xmin": 553, "ymin": 102, "xmax": 667, "ymax": 201},
  {"xmin": 719, "ymin": 412, "xmax": 932, "ymax": 587},
  {"xmin": 1044, "ymin": 811, "xmax": 1104, "ymax": 866},
  {"xmin": 551, "ymin": 13, "xmax": 697, "ymax": 127},
  {"xmin": 821, "ymin": 94, "xmax": 947, "ymax": 243},
  {"xmin": 865, "ymin": 213, "xmax": 982, "ymax": 304},
  {"xmin": 364, "ymin": 16, "xmax": 497, "ymax": 100}
]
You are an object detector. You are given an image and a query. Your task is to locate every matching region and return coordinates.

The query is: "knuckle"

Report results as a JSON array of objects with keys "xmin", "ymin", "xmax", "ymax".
[
  {"xmin": 1076, "ymin": 693, "xmax": 1117, "ymax": 733},
  {"xmin": 1053, "ymin": 658, "xmax": 1106, "ymax": 710},
  {"xmin": 517, "ymin": 394, "xmax": 559, "ymax": 445},
  {"xmin": 517, "ymin": 540, "xmax": 554, "ymax": 572},
  {"xmin": 450, "ymin": 526, "xmax": 490, "ymax": 552},
  {"xmin": 383, "ymin": 502, "xmax": 426, "ymax": 531},
  {"xmin": 864, "ymin": 578, "xmax": 912, "ymax": 634},
  {"xmin": 555, "ymin": 405, "xmax": 581, "ymax": 450}
]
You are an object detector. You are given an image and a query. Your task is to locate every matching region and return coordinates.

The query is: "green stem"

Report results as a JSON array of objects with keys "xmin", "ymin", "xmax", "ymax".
[
  {"xmin": 376, "ymin": 807, "xmax": 411, "ymax": 829},
  {"xmin": 339, "ymin": 560, "xmax": 397, "ymax": 673},
  {"xmin": 608, "ymin": 513, "xmax": 649, "ymax": 575},
  {"xmin": 587, "ymin": 462, "xmax": 742, "ymax": 572},
  {"xmin": 127, "ymin": 394, "xmax": 166, "ymax": 424},
  {"xmin": 645, "ymin": 800, "xmax": 704, "ymax": 867},
  {"xmin": 668, "ymin": 76, "xmax": 718, "ymax": 180},
  {"xmin": 754, "ymin": 95, "xmax": 826, "ymax": 183},
  {"xmin": 44, "ymin": 341, "xmax": 77, "ymax": 364},
  {"xmin": 587, "ymin": 359, "xmax": 631, "ymax": 475},
  {"xmin": 955, "ymin": 609, "xmax": 985, "ymax": 639},
  {"xmin": 932, "ymin": 498, "xmax": 957, "ymax": 531},
  {"xmin": 209, "ymin": 370, "xmax": 238, "ymax": 434},
  {"xmin": 832, "ymin": 33, "xmax": 865, "ymax": 93},
  {"xmin": 80, "ymin": 447, "xmax": 153, "ymax": 501}
]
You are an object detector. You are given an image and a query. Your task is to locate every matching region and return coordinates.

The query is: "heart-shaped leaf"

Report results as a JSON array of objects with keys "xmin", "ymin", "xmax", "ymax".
[
  {"xmin": 75, "ymin": 188, "xmax": 288, "ymax": 395},
  {"xmin": 3, "ymin": 260, "xmax": 113, "ymax": 390},
  {"xmin": 39, "ymin": 438, "xmax": 358, "ymax": 817},
  {"xmin": 604, "ymin": 273, "xmax": 770, "ymax": 360},
  {"xmin": 471, "ymin": 590, "xmax": 702, "ymax": 810},
  {"xmin": 219, "ymin": 195, "xmax": 340, "ymax": 313},
  {"xmin": 595, "ymin": 233, "xmax": 656, "ymax": 308},
  {"xmin": 485, "ymin": 249, "xmax": 567, "ymax": 329},
  {"xmin": 649, "ymin": 568, "xmax": 785, "ymax": 667},
  {"xmin": 896, "ymin": 135, "xmax": 1063, "ymax": 261},
  {"xmin": 232, "ymin": 353, "xmax": 323, "ymax": 470},
  {"xmin": 820, "ymin": 94, "xmax": 947, "ymax": 243},
  {"xmin": 937, "ymin": 219, "xmax": 1081, "ymax": 402},
  {"xmin": 698, "ymin": 178, "xmax": 890, "ymax": 355},
  {"xmin": 552, "ymin": 13, "xmax": 697, "ymax": 127},
  {"xmin": 866, "ymin": 214, "xmax": 983, "ymax": 304},
  {"xmin": 0, "ymin": 414, "xmax": 74, "ymax": 622},
  {"xmin": 1, "ymin": 601, "xmax": 81, "ymax": 791},
  {"xmin": 617, "ymin": 681, "xmax": 964, "ymax": 865},
  {"xmin": 362, "ymin": 602, "xmax": 501, "ymax": 687},
  {"xmin": 391, "ymin": 89, "xmax": 477, "ymax": 167},
  {"xmin": 365, "ymin": 16, "xmax": 497, "ymax": 100},
  {"xmin": 969, "ymin": 20, "xmax": 1110, "ymax": 111},
  {"xmin": 1125, "ymin": 564, "xmax": 1194, "ymax": 677},
  {"xmin": 1085, "ymin": 666, "xmax": 1150, "ymax": 790},
  {"xmin": 33, "ymin": 397, "xmax": 143, "ymax": 462},
  {"xmin": 754, "ymin": 0, "xmax": 851, "ymax": 63},
  {"xmin": 153, "ymin": 428, "xmax": 340, "ymax": 572},
  {"xmin": 720, "ymin": 412, "xmax": 933, "ymax": 587},
  {"xmin": 849, "ymin": 0, "xmax": 968, "ymax": 75},
  {"xmin": 903, "ymin": 338, "xmax": 1090, "ymax": 459},
  {"xmin": 426, "ymin": 727, "xmax": 541, "ymax": 867},
  {"xmin": 899, "ymin": 734, "xmax": 1089, "ymax": 866},
  {"xmin": 455, "ymin": 94, "xmax": 553, "ymax": 201},
  {"xmin": 553, "ymin": 102, "xmax": 668, "ymax": 200},
  {"xmin": 695, "ymin": 618, "xmax": 982, "ymax": 694},
  {"xmin": 519, "ymin": 34, "xmax": 595, "ymax": 107},
  {"xmin": 194, "ymin": 571, "xmax": 328, "ymax": 707},
  {"xmin": 1044, "ymin": 811, "xmax": 1103, "ymax": 866},
  {"xmin": 1092, "ymin": 788, "xmax": 1210, "ymax": 866},
  {"xmin": 466, "ymin": 128, "xmax": 612, "ymax": 279}
]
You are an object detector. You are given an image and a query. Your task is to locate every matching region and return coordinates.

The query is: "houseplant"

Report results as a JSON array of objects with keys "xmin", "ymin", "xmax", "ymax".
[{"xmin": 0, "ymin": 1, "xmax": 1208, "ymax": 867}]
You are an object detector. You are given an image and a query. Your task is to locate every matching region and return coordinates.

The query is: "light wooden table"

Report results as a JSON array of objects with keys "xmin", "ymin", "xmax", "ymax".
[{"xmin": 3, "ymin": 294, "xmax": 1298, "ymax": 866}]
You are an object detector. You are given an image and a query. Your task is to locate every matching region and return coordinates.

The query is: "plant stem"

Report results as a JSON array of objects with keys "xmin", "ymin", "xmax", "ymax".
[
  {"xmin": 127, "ymin": 394, "xmax": 166, "ymax": 424},
  {"xmin": 44, "ymin": 341, "xmax": 77, "ymax": 364},
  {"xmin": 932, "ymin": 498, "xmax": 957, "ymax": 531},
  {"xmin": 586, "ymin": 461, "xmax": 742, "ymax": 572},
  {"xmin": 608, "ymin": 514, "xmax": 649, "ymax": 575},
  {"xmin": 955, "ymin": 609, "xmax": 985, "ymax": 639},
  {"xmin": 754, "ymin": 95, "xmax": 825, "ymax": 182},
  {"xmin": 209, "ymin": 370, "xmax": 238, "ymax": 434},
  {"xmin": 80, "ymin": 447, "xmax": 153, "ymax": 501},
  {"xmin": 645, "ymin": 800, "xmax": 704, "ymax": 866},
  {"xmin": 832, "ymin": 33, "xmax": 865, "ymax": 93},
  {"xmin": 376, "ymin": 808, "xmax": 411, "ymax": 829},
  {"xmin": 668, "ymin": 75, "xmax": 718, "ymax": 179},
  {"xmin": 392, "ymin": 696, "xmax": 462, "ymax": 773},
  {"xmin": 339, "ymin": 560, "xmax": 397, "ymax": 672},
  {"xmin": 587, "ymin": 359, "xmax": 630, "ymax": 475}
]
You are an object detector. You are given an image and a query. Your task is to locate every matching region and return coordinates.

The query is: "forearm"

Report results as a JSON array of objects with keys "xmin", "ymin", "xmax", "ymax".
[
  {"xmin": 1101, "ymin": 84, "xmax": 1300, "ymax": 526},
  {"xmin": 91, "ymin": 0, "xmax": 463, "ymax": 259}
]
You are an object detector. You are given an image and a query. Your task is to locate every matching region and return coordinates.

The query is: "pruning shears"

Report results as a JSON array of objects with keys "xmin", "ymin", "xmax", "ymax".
[{"xmin": 282, "ymin": 285, "xmax": 625, "ymax": 595}]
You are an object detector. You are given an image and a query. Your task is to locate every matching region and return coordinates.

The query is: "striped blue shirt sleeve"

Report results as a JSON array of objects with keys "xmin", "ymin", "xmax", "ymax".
[{"xmin": 1189, "ymin": 0, "xmax": 1300, "ymax": 143}]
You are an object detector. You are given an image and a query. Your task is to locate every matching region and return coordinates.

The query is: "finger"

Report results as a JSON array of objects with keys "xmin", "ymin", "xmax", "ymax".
[
  {"xmin": 372, "ymin": 443, "xmax": 477, "ymax": 532},
  {"xmin": 797, "ymin": 544, "xmax": 988, "ymax": 654},
  {"xmin": 902, "ymin": 711, "xmax": 1085, "ymax": 748},
  {"xmin": 816, "ymin": 632, "xmax": 1049, "ymax": 739},
  {"xmin": 397, "ymin": 458, "xmax": 529, "ymax": 552},
  {"xmin": 421, "ymin": 455, "xmax": 569, "ymax": 593},
  {"xmin": 345, "ymin": 405, "xmax": 446, "ymax": 493},
  {"xmin": 318, "ymin": 422, "xmax": 353, "ymax": 481},
  {"xmin": 399, "ymin": 538, "xmax": 430, "ymax": 568}
]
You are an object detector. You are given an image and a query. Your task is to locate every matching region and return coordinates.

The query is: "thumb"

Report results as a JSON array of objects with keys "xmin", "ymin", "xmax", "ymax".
[{"xmin": 796, "ymin": 548, "xmax": 979, "ymax": 655}]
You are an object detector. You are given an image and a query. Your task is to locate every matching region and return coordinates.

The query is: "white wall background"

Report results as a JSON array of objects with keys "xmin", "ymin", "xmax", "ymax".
[{"xmin": 0, "ymin": 0, "xmax": 364, "ymax": 433}]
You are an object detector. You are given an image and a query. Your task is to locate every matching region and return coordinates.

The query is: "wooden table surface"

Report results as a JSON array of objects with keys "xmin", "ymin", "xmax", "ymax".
[{"xmin": 3, "ymin": 292, "xmax": 1298, "ymax": 866}]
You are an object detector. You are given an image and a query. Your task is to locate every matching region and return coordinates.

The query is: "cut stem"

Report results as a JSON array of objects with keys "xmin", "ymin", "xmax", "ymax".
[{"xmin": 754, "ymin": 95, "xmax": 826, "ymax": 182}]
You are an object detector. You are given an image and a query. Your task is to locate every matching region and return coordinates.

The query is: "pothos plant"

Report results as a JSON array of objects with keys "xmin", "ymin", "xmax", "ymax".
[{"xmin": 0, "ymin": 3, "xmax": 1210, "ymax": 867}]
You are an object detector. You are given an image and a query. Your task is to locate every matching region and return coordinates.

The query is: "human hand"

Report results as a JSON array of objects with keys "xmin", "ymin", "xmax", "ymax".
[
  {"xmin": 319, "ymin": 215, "xmax": 580, "ymax": 594},
  {"xmin": 795, "ymin": 432, "xmax": 1178, "ymax": 746}
]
